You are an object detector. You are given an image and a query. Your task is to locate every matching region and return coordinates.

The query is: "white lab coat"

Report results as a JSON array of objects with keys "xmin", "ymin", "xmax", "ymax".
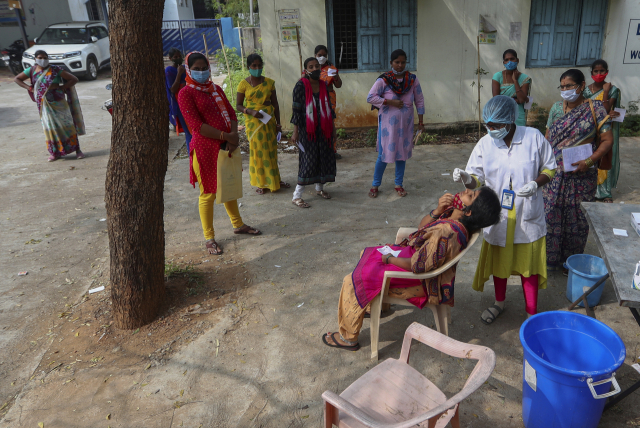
[{"xmin": 465, "ymin": 126, "xmax": 557, "ymax": 247}]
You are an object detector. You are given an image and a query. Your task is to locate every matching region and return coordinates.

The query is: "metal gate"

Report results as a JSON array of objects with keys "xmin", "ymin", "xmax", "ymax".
[{"xmin": 161, "ymin": 20, "xmax": 223, "ymax": 56}]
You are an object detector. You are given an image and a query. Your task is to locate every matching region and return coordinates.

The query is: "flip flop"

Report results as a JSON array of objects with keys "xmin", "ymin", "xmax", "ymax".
[
  {"xmin": 481, "ymin": 304, "xmax": 504, "ymax": 325},
  {"xmin": 280, "ymin": 181, "xmax": 291, "ymax": 188},
  {"xmin": 395, "ymin": 187, "xmax": 408, "ymax": 197},
  {"xmin": 322, "ymin": 332, "xmax": 360, "ymax": 351},
  {"xmin": 369, "ymin": 188, "xmax": 379, "ymax": 198},
  {"xmin": 205, "ymin": 239, "xmax": 223, "ymax": 255},
  {"xmin": 316, "ymin": 190, "xmax": 331, "ymax": 199},
  {"xmin": 233, "ymin": 225, "xmax": 261, "ymax": 235}
]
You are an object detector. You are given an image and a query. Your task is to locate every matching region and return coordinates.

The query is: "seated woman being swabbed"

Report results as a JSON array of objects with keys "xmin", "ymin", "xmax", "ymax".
[{"xmin": 322, "ymin": 188, "xmax": 501, "ymax": 351}]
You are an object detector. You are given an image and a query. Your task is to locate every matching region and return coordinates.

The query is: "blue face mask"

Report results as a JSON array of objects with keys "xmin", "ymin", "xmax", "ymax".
[
  {"xmin": 249, "ymin": 68, "xmax": 263, "ymax": 77},
  {"xmin": 486, "ymin": 124, "xmax": 511, "ymax": 140},
  {"xmin": 191, "ymin": 69, "xmax": 210, "ymax": 84},
  {"xmin": 504, "ymin": 61, "xmax": 518, "ymax": 71}
]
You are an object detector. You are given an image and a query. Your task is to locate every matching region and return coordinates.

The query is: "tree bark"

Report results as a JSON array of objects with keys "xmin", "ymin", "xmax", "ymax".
[{"xmin": 105, "ymin": 0, "xmax": 168, "ymax": 329}]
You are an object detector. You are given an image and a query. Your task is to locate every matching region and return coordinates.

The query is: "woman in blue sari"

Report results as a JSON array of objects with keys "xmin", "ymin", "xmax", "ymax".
[
  {"xmin": 492, "ymin": 49, "xmax": 531, "ymax": 127},
  {"xmin": 543, "ymin": 69, "xmax": 613, "ymax": 273},
  {"xmin": 165, "ymin": 48, "xmax": 192, "ymax": 151}
]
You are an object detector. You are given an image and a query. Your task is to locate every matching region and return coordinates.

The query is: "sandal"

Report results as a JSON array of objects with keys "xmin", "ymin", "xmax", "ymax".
[
  {"xmin": 48, "ymin": 155, "xmax": 59, "ymax": 162},
  {"xmin": 205, "ymin": 239, "xmax": 223, "ymax": 255},
  {"xmin": 234, "ymin": 224, "xmax": 261, "ymax": 235},
  {"xmin": 395, "ymin": 186, "xmax": 408, "ymax": 197},
  {"xmin": 369, "ymin": 187, "xmax": 379, "ymax": 198},
  {"xmin": 279, "ymin": 181, "xmax": 291, "ymax": 188},
  {"xmin": 322, "ymin": 332, "xmax": 360, "ymax": 351},
  {"xmin": 316, "ymin": 190, "xmax": 331, "ymax": 199},
  {"xmin": 76, "ymin": 151, "xmax": 85, "ymax": 160},
  {"xmin": 603, "ymin": 198, "xmax": 613, "ymax": 203},
  {"xmin": 292, "ymin": 198, "xmax": 310, "ymax": 208},
  {"xmin": 480, "ymin": 304, "xmax": 504, "ymax": 325},
  {"xmin": 256, "ymin": 188, "xmax": 266, "ymax": 195}
]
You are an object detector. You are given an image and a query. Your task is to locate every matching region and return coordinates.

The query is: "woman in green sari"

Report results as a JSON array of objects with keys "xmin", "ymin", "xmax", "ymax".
[
  {"xmin": 492, "ymin": 49, "xmax": 531, "ymax": 127},
  {"xmin": 582, "ymin": 59, "xmax": 621, "ymax": 203}
]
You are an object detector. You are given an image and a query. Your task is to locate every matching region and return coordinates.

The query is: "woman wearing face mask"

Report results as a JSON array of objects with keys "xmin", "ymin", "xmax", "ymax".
[
  {"xmin": 453, "ymin": 96, "xmax": 556, "ymax": 324},
  {"xmin": 543, "ymin": 69, "xmax": 612, "ymax": 274},
  {"xmin": 14, "ymin": 50, "xmax": 85, "ymax": 162},
  {"xmin": 236, "ymin": 53, "xmax": 289, "ymax": 195},
  {"xmin": 290, "ymin": 57, "xmax": 337, "ymax": 208},
  {"xmin": 491, "ymin": 49, "xmax": 531, "ymax": 127},
  {"xmin": 313, "ymin": 45, "xmax": 343, "ymax": 159},
  {"xmin": 367, "ymin": 49, "xmax": 425, "ymax": 198},
  {"xmin": 583, "ymin": 59, "xmax": 621, "ymax": 203},
  {"xmin": 177, "ymin": 52, "xmax": 261, "ymax": 256},
  {"xmin": 165, "ymin": 47, "xmax": 192, "ymax": 152}
]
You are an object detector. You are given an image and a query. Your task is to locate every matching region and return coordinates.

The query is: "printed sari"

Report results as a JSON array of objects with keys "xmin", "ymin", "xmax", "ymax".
[
  {"xmin": 31, "ymin": 65, "xmax": 85, "ymax": 157},
  {"xmin": 351, "ymin": 217, "xmax": 468, "ymax": 309},
  {"xmin": 542, "ymin": 100, "xmax": 611, "ymax": 270},
  {"xmin": 583, "ymin": 85, "xmax": 621, "ymax": 199}
]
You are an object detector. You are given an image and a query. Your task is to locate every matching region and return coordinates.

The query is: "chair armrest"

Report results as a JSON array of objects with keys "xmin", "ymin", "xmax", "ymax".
[
  {"xmin": 400, "ymin": 322, "xmax": 496, "ymax": 360},
  {"xmin": 395, "ymin": 227, "xmax": 418, "ymax": 245},
  {"xmin": 322, "ymin": 391, "xmax": 391, "ymax": 428}
]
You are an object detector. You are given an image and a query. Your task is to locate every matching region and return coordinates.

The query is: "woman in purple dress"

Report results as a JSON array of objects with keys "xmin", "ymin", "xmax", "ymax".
[{"xmin": 367, "ymin": 49, "xmax": 425, "ymax": 198}]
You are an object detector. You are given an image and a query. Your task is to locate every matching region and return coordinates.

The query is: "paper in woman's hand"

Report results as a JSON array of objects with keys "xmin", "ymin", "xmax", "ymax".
[
  {"xmin": 258, "ymin": 110, "xmax": 272, "ymax": 125},
  {"xmin": 562, "ymin": 145, "xmax": 594, "ymax": 172},
  {"xmin": 612, "ymin": 108, "xmax": 626, "ymax": 123},
  {"xmin": 377, "ymin": 246, "xmax": 401, "ymax": 257}
]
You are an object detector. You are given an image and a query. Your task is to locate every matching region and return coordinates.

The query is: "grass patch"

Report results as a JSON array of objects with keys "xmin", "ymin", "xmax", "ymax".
[{"xmin": 164, "ymin": 263, "xmax": 204, "ymax": 296}]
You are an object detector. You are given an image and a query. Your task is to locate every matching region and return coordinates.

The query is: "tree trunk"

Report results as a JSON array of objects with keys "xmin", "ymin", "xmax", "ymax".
[{"xmin": 105, "ymin": 0, "xmax": 168, "ymax": 329}]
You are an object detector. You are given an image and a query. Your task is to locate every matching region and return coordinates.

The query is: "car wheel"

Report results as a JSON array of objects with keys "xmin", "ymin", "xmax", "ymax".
[{"xmin": 85, "ymin": 57, "xmax": 98, "ymax": 80}]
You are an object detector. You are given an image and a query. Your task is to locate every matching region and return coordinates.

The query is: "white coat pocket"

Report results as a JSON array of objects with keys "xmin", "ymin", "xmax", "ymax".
[{"xmin": 521, "ymin": 190, "xmax": 542, "ymax": 222}]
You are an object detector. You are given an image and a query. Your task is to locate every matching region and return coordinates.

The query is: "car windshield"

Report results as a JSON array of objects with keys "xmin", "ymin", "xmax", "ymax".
[{"xmin": 37, "ymin": 28, "xmax": 88, "ymax": 45}]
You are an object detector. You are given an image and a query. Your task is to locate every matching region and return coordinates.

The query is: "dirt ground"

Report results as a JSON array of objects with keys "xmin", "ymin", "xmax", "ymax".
[{"xmin": 2, "ymin": 64, "xmax": 640, "ymax": 427}]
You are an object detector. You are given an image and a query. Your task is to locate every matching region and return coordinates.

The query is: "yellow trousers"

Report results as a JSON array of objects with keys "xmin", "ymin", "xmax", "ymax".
[{"xmin": 192, "ymin": 151, "xmax": 243, "ymax": 240}]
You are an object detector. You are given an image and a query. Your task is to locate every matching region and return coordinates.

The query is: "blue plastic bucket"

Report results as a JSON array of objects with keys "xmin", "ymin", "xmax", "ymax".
[
  {"xmin": 520, "ymin": 311, "xmax": 625, "ymax": 428},
  {"xmin": 564, "ymin": 254, "xmax": 608, "ymax": 307}
]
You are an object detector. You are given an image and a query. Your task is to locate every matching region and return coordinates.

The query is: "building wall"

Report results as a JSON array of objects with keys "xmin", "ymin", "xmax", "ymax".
[
  {"xmin": 163, "ymin": 0, "xmax": 194, "ymax": 21},
  {"xmin": 67, "ymin": 0, "xmax": 90, "ymax": 21},
  {"xmin": 259, "ymin": 0, "xmax": 640, "ymax": 130},
  {"xmin": 0, "ymin": 0, "xmax": 72, "ymax": 47}
]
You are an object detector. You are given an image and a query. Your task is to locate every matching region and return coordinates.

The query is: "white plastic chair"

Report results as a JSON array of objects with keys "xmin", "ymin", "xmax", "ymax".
[
  {"xmin": 370, "ymin": 228, "xmax": 479, "ymax": 360},
  {"xmin": 323, "ymin": 322, "xmax": 496, "ymax": 428}
]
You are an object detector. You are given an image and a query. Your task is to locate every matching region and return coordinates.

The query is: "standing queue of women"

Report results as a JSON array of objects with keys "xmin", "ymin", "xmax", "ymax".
[{"xmin": 453, "ymin": 49, "xmax": 620, "ymax": 324}]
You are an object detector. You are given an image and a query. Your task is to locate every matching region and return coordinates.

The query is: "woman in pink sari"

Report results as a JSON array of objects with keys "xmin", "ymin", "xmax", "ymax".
[{"xmin": 322, "ymin": 188, "xmax": 501, "ymax": 351}]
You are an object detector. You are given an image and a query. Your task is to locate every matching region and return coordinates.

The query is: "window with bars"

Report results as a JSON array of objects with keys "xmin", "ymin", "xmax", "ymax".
[
  {"xmin": 86, "ymin": 0, "xmax": 103, "ymax": 21},
  {"xmin": 326, "ymin": 0, "xmax": 417, "ymax": 72}
]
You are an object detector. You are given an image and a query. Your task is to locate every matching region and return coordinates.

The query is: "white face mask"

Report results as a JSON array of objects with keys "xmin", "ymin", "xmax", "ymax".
[
  {"xmin": 35, "ymin": 58, "xmax": 49, "ymax": 67},
  {"xmin": 561, "ymin": 87, "xmax": 581, "ymax": 102},
  {"xmin": 316, "ymin": 56, "xmax": 327, "ymax": 65},
  {"xmin": 392, "ymin": 66, "xmax": 405, "ymax": 75}
]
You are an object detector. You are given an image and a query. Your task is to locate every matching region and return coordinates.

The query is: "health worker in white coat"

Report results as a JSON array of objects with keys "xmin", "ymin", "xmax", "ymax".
[{"xmin": 453, "ymin": 96, "xmax": 557, "ymax": 325}]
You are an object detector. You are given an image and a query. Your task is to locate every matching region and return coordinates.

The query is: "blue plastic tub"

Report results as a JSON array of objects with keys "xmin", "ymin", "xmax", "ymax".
[
  {"xmin": 520, "ymin": 311, "xmax": 625, "ymax": 428},
  {"xmin": 564, "ymin": 254, "xmax": 608, "ymax": 307}
]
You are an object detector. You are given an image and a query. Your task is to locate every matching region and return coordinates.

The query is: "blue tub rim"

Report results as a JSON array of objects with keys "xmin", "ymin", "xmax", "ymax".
[
  {"xmin": 564, "ymin": 254, "xmax": 609, "ymax": 279},
  {"xmin": 519, "ymin": 311, "xmax": 626, "ymax": 379}
]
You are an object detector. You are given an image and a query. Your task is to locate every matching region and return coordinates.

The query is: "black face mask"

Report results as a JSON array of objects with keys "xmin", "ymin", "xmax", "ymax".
[
  {"xmin": 173, "ymin": 58, "xmax": 183, "ymax": 66},
  {"xmin": 307, "ymin": 69, "xmax": 321, "ymax": 80}
]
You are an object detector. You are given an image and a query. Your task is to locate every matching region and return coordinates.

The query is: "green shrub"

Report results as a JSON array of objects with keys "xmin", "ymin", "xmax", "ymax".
[
  {"xmin": 620, "ymin": 115, "xmax": 640, "ymax": 137},
  {"xmin": 214, "ymin": 46, "xmax": 243, "ymax": 73},
  {"xmin": 366, "ymin": 129, "xmax": 377, "ymax": 147},
  {"xmin": 336, "ymin": 128, "xmax": 347, "ymax": 139},
  {"xmin": 529, "ymin": 103, "xmax": 548, "ymax": 135},
  {"xmin": 415, "ymin": 132, "xmax": 438, "ymax": 145},
  {"xmin": 221, "ymin": 69, "xmax": 250, "ymax": 126}
]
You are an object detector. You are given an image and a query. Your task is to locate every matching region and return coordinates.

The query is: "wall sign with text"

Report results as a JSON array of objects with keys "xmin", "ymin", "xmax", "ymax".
[
  {"xmin": 278, "ymin": 9, "xmax": 301, "ymax": 44},
  {"xmin": 624, "ymin": 19, "xmax": 640, "ymax": 64}
]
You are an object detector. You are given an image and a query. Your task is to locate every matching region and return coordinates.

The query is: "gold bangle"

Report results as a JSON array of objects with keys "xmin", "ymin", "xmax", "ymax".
[
  {"xmin": 221, "ymin": 131, "xmax": 225, "ymax": 141},
  {"xmin": 585, "ymin": 157, "xmax": 594, "ymax": 168}
]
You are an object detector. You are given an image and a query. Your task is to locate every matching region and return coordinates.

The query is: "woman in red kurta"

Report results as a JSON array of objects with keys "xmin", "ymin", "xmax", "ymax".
[{"xmin": 177, "ymin": 52, "xmax": 261, "ymax": 255}]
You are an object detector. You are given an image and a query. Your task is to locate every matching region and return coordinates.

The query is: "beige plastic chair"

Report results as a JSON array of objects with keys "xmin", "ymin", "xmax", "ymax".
[
  {"xmin": 322, "ymin": 322, "xmax": 496, "ymax": 428},
  {"xmin": 370, "ymin": 228, "xmax": 479, "ymax": 360}
]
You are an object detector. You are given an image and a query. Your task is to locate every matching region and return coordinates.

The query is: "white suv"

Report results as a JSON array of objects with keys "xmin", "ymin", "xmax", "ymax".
[{"xmin": 22, "ymin": 21, "xmax": 110, "ymax": 80}]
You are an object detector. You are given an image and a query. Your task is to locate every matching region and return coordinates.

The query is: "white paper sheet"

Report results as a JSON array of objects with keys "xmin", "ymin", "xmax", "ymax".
[
  {"xmin": 258, "ymin": 110, "xmax": 272, "ymax": 125},
  {"xmin": 612, "ymin": 108, "xmax": 626, "ymax": 123},
  {"xmin": 377, "ymin": 246, "xmax": 401, "ymax": 257},
  {"xmin": 633, "ymin": 213, "xmax": 640, "ymax": 224},
  {"xmin": 562, "ymin": 145, "xmax": 594, "ymax": 172},
  {"xmin": 89, "ymin": 285, "xmax": 105, "ymax": 294},
  {"xmin": 613, "ymin": 228, "xmax": 628, "ymax": 237},
  {"xmin": 327, "ymin": 67, "xmax": 337, "ymax": 77},
  {"xmin": 524, "ymin": 96, "xmax": 534, "ymax": 110}
]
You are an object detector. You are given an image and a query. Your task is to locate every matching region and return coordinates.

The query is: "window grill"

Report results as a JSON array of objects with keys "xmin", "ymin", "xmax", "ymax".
[
  {"xmin": 332, "ymin": 0, "xmax": 358, "ymax": 70},
  {"xmin": 86, "ymin": 0, "xmax": 103, "ymax": 21}
]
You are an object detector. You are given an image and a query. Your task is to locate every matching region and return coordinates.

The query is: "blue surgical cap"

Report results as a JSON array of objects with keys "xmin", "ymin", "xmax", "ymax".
[{"xmin": 483, "ymin": 95, "xmax": 519, "ymax": 124}]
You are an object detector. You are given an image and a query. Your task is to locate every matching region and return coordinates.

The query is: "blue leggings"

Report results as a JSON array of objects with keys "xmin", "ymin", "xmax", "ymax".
[{"xmin": 372, "ymin": 151, "xmax": 406, "ymax": 187}]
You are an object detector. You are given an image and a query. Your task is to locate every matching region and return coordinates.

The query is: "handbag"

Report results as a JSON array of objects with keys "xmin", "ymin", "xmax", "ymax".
[
  {"xmin": 588, "ymin": 99, "xmax": 612, "ymax": 171},
  {"xmin": 215, "ymin": 149, "xmax": 243, "ymax": 204}
]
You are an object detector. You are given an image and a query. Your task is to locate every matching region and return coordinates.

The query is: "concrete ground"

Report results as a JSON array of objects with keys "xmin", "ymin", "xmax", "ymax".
[{"xmin": 1, "ymin": 66, "xmax": 640, "ymax": 427}]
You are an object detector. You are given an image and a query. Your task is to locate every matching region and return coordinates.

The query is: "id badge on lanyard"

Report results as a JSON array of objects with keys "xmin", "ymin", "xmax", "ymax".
[{"xmin": 501, "ymin": 178, "xmax": 515, "ymax": 210}]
